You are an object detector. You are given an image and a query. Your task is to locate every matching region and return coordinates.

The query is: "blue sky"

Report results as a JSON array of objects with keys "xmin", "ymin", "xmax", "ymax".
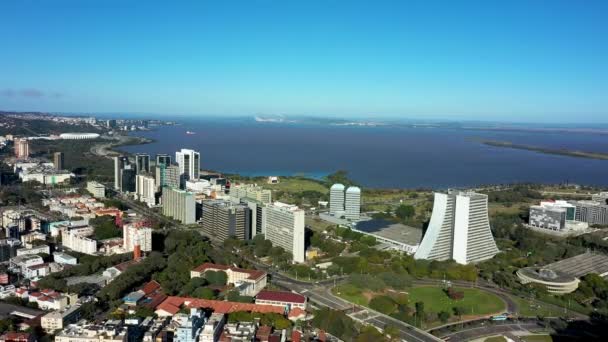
[{"xmin": 1, "ymin": 0, "xmax": 607, "ymax": 123}]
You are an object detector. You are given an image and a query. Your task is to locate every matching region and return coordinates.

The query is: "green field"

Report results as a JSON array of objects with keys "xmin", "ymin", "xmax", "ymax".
[
  {"xmin": 484, "ymin": 337, "xmax": 507, "ymax": 342},
  {"xmin": 332, "ymin": 285, "xmax": 369, "ymax": 306},
  {"xmin": 510, "ymin": 296, "xmax": 566, "ymax": 317},
  {"xmin": 407, "ymin": 286, "xmax": 505, "ymax": 316},
  {"xmin": 520, "ymin": 335, "xmax": 553, "ymax": 342},
  {"xmin": 265, "ymin": 177, "xmax": 329, "ymax": 193}
]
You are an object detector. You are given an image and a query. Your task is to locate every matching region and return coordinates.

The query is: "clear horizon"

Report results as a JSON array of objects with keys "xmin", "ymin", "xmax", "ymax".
[{"xmin": 1, "ymin": 1, "xmax": 607, "ymax": 123}]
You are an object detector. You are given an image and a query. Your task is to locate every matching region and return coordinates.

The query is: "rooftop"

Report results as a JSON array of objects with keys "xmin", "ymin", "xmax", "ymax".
[
  {"xmin": 546, "ymin": 252, "xmax": 608, "ymax": 278},
  {"xmin": 256, "ymin": 290, "xmax": 306, "ymax": 304},
  {"xmin": 192, "ymin": 263, "xmax": 266, "ymax": 281},
  {"xmin": 354, "ymin": 219, "xmax": 422, "ymax": 246}
]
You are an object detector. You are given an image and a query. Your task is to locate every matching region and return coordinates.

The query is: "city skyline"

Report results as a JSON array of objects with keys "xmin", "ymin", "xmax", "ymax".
[{"xmin": 1, "ymin": 1, "xmax": 607, "ymax": 123}]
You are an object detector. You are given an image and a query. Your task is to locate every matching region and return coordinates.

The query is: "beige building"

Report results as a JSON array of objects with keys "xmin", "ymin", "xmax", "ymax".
[
  {"xmin": 41, "ymin": 305, "xmax": 81, "ymax": 332},
  {"xmin": 191, "ymin": 263, "xmax": 267, "ymax": 296}
]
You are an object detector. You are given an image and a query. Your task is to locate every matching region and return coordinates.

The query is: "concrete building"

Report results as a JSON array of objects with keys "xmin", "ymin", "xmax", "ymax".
[
  {"xmin": 136, "ymin": 174, "xmax": 156, "ymax": 207},
  {"xmin": 265, "ymin": 202, "xmax": 305, "ymax": 263},
  {"xmin": 229, "ymin": 185, "xmax": 270, "ymax": 237},
  {"xmin": 516, "ymin": 267, "xmax": 580, "ymax": 294},
  {"xmin": 329, "ymin": 183, "xmax": 345, "ymax": 216},
  {"xmin": 86, "ymin": 181, "xmax": 106, "ymax": 198},
  {"xmin": 174, "ymin": 309, "xmax": 204, "ymax": 342},
  {"xmin": 255, "ymin": 290, "xmax": 307, "ymax": 310},
  {"xmin": 345, "ymin": 186, "xmax": 361, "ymax": 221},
  {"xmin": 591, "ymin": 192, "xmax": 608, "ymax": 205},
  {"xmin": 155, "ymin": 154, "xmax": 172, "ymax": 167},
  {"xmin": 162, "ymin": 187, "xmax": 196, "ymax": 224},
  {"xmin": 191, "ymin": 263, "xmax": 267, "ymax": 296},
  {"xmin": 123, "ymin": 224, "xmax": 152, "ymax": 253},
  {"xmin": 119, "ymin": 166, "xmax": 136, "ymax": 193},
  {"xmin": 18, "ymin": 165, "xmax": 72, "ymax": 185},
  {"xmin": 62, "ymin": 230, "xmax": 97, "ymax": 255},
  {"xmin": 230, "ymin": 184, "xmax": 272, "ymax": 204},
  {"xmin": 175, "ymin": 149, "xmax": 200, "ymax": 180},
  {"xmin": 113, "ymin": 156, "xmax": 128, "ymax": 190},
  {"xmin": 53, "ymin": 152, "xmax": 65, "ymax": 170},
  {"xmin": 573, "ymin": 200, "xmax": 608, "ymax": 226},
  {"xmin": 41, "ymin": 305, "xmax": 81, "ymax": 331},
  {"xmin": 529, "ymin": 204, "xmax": 567, "ymax": 231},
  {"xmin": 53, "ymin": 252, "xmax": 78, "ymax": 265},
  {"xmin": 199, "ymin": 313, "xmax": 225, "ymax": 342},
  {"xmin": 414, "ymin": 191, "xmax": 499, "ymax": 264},
  {"xmin": 155, "ymin": 164, "xmax": 181, "ymax": 190},
  {"xmin": 135, "ymin": 154, "xmax": 151, "ymax": 174},
  {"xmin": 201, "ymin": 200, "xmax": 251, "ymax": 242},
  {"xmin": 14, "ymin": 138, "xmax": 29, "ymax": 159}
]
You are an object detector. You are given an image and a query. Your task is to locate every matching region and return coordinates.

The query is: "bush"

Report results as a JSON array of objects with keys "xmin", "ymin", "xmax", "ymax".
[{"xmin": 369, "ymin": 295, "xmax": 397, "ymax": 315}]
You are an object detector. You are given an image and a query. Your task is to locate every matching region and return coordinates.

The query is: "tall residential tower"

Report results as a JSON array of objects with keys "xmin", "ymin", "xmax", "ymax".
[{"xmin": 175, "ymin": 149, "xmax": 200, "ymax": 180}]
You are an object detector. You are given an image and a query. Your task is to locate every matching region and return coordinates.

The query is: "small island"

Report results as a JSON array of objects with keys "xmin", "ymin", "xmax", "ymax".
[{"xmin": 480, "ymin": 139, "xmax": 608, "ymax": 160}]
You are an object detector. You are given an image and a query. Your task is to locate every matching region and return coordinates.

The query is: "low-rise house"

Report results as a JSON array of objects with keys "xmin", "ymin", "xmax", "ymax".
[
  {"xmin": 54, "ymin": 252, "xmax": 78, "ymax": 265},
  {"xmin": 41, "ymin": 305, "xmax": 81, "ymax": 332},
  {"xmin": 190, "ymin": 263, "xmax": 267, "ymax": 296},
  {"xmin": 0, "ymin": 332, "xmax": 34, "ymax": 342},
  {"xmin": 255, "ymin": 290, "xmax": 307, "ymax": 310},
  {"xmin": 16, "ymin": 244, "xmax": 50, "ymax": 257},
  {"xmin": 199, "ymin": 313, "xmax": 225, "ymax": 342},
  {"xmin": 9, "ymin": 255, "xmax": 44, "ymax": 277}
]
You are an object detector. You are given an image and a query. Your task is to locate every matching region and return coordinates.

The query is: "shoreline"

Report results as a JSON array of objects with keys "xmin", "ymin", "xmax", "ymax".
[{"xmin": 481, "ymin": 139, "xmax": 608, "ymax": 161}]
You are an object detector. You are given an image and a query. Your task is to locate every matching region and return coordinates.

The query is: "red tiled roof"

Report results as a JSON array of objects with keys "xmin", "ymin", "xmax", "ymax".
[
  {"xmin": 288, "ymin": 308, "xmax": 306, "ymax": 319},
  {"xmin": 0, "ymin": 332, "xmax": 31, "ymax": 342},
  {"xmin": 256, "ymin": 290, "xmax": 306, "ymax": 304},
  {"xmin": 144, "ymin": 293, "xmax": 168, "ymax": 309},
  {"xmin": 155, "ymin": 296, "xmax": 284, "ymax": 315},
  {"xmin": 192, "ymin": 263, "xmax": 266, "ymax": 281},
  {"xmin": 292, "ymin": 330, "xmax": 301, "ymax": 342},
  {"xmin": 29, "ymin": 292, "xmax": 41, "ymax": 298},
  {"xmin": 113, "ymin": 259, "xmax": 141, "ymax": 272},
  {"xmin": 141, "ymin": 280, "xmax": 161, "ymax": 295}
]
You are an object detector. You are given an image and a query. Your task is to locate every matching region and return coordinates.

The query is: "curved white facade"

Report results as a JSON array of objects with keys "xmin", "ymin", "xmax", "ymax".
[
  {"xmin": 517, "ymin": 268, "xmax": 579, "ymax": 294},
  {"xmin": 60, "ymin": 133, "xmax": 100, "ymax": 140},
  {"xmin": 414, "ymin": 191, "xmax": 499, "ymax": 264},
  {"xmin": 329, "ymin": 183, "xmax": 345, "ymax": 215}
]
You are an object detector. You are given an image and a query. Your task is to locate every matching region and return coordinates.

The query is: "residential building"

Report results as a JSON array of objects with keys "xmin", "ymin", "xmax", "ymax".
[
  {"xmin": 14, "ymin": 138, "xmax": 29, "ymax": 159},
  {"xmin": 329, "ymin": 183, "xmax": 345, "ymax": 216},
  {"xmin": 162, "ymin": 187, "xmax": 196, "ymax": 224},
  {"xmin": 265, "ymin": 202, "xmax": 305, "ymax": 263},
  {"xmin": 220, "ymin": 322, "xmax": 257, "ymax": 341},
  {"xmin": 0, "ymin": 332, "xmax": 34, "ymax": 342},
  {"xmin": 191, "ymin": 263, "xmax": 267, "ymax": 296},
  {"xmin": 573, "ymin": 200, "xmax": 608, "ymax": 225},
  {"xmin": 255, "ymin": 290, "xmax": 307, "ymax": 310},
  {"xmin": 155, "ymin": 164, "xmax": 182, "ymax": 190},
  {"xmin": 174, "ymin": 309, "xmax": 204, "ymax": 342},
  {"xmin": 345, "ymin": 186, "xmax": 361, "ymax": 220},
  {"xmin": 200, "ymin": 200, "xmax": 250, "ymax": 241},
  {"xmin": 54, "ymin": 322, "xmax": 127, "ymax": 342},
  {"xmin": 9, "ymin": 255, "xmax": 44, "ymax": 275},
  {"xmin": 199, "ymin": 313, "xmax": 225, "ymax": 342},
  {"xmin": 53, "ymin": 152, "xmax": 65, "ymax": 170},
  {"xmin": 155, "ymin": 154, "xmax": 172, "ymax": 167},
  {"xmin": 120, "ymin": 166, "xmax": 136, "ymax": 193},
  {"xmin": 414, "ymin": 191, "xmax": 499, "ymax": 264},
  {"xmin": 16, "ymin": 244, "xmax": 50, "ymax": 256},
  {"xmin": 135, "ymin": 154, "xmax": 151, "ymax": 174},
  {"xmin": 62, "ymin": 230, "xmax": 97, "ymax": 255},
  {"xmin": 54, "ymin": 252, "xmax": 78, "ymax": 265},
  {"xmin": 86, "ymin": 181, "xmax": 106, "ymax": 198},
  {"xmin": 591, "ymin": 192, "xmax": 608, "ymax": 205},
  {"xmin": 136, "ymin": 174, "xmax": 157, "ymax": 207},
  {"xmin": 175, "ymin": 149, "xmax": 200, "ymax": 180},
  {"xmin": 113, "ymin": 156, "xmax": 129, "ymax": 190},
  {"xmin": 41, "ymin": 305, "xmax": 81, "ymax": 331},
  {"xmin": 230, "ymin": 184, "xmax": 272, "ymax": 204},
  {"xmin": 123, "ymin": 224, "xmax": 152, "ymax": 252}
]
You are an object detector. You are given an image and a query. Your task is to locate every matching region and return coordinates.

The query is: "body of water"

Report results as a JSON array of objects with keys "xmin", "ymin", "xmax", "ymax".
[{"xmin": 119, "ymin": 118, "xmax": 608, "ymax": 189}]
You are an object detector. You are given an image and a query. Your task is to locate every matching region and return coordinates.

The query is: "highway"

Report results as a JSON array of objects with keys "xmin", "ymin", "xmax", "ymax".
[{"xmin": 440, "ymin": 322, "xmax": 545, "ymax": 342}]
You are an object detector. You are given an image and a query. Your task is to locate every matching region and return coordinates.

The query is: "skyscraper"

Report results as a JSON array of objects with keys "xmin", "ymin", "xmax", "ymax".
[
  {"xmin": 345, "ymin": 186, "xmax": 361, "ymax": 220},
  {"xmin": 329, "ymin": 183, "xmax": 345, "ymax": 216},
  {"xmin": 201, "ymin": 200, "xmax": 251, "ymax": 242},
  {"xmin": 136, "ymin": 174, "xmax": 157, "ymax": 207},
  {"xmin": 120, "ymin": 166, "xmax": 136, "ymax": 193},
  {"xmin": 135, "ymin": 154, "xmax": 151, "ymax": 174},
  {"xmin": 155, "ymin": 153, "xmax": 172, "ymax": 167},
  {"xmin": 162, "ymin": 187, "xmax": 196, "ymax": 224},
  {"xmin": 414, "ymin": 191, "xmax": 499, "ymax": 265},
  {"xmin": 155, "ymin": 164, "xmax": 182, "ymax": 190},
  {"xmin": 14, "ymin": 138, "xmax": 29, "ymax": 159},
  {"xmin": 175, "ymin": 149, "xmax": 200, "ymax": 180},
  {"xmin": 53, "ymin": 152, "xmax": 65, "ymax": 170},
  {"xmin": 265, "ymin": 202, "xmax": 305, "ymax": 263},
  {"xmin": 113, "ymin": 156, "xmax": 129, "ymax": 190}
]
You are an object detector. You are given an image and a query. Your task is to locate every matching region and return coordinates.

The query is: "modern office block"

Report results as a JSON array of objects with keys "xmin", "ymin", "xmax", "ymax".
[
  {"xmin": 329, "ymin": 183, "xmax": 345, "ymax": 216},
  {"xmin": 573, "ymin": 200, "xmax": 608, "ymax": 225},
  {"xmin": 120, "ymin": 166, "xmax": 136, "ymax": 193},
  {"xmin": 113, "ymin": 156, "xmax": 129, "ymax": 190},
  {"xmin": 135, "ymin": 154, "xmax": 151, "ymax": 174},
  {"xmin": 155, "ymin": 164, "xmax": 182, "ymax": 190},
  {"xmin": 201, "ymin": 200, "xmax": 251, "ymax": 242},
  {"xmin": 529, "ymin": 205, "xmax": 567, "ymax": 231},
  {"xmin": 175, "ymin": 149, "xmax": 200, "ymax": 180},
  {"xmin": 230, "ymin": 184, "xmax": 272, "ymax": 204},
  {"xmin": 86, "ymin": 181, "xmax": 106, "ymax": 198},
  {"xmin": 14, "ymin": 138, "xmax": 29, "ymax": 159},
  {"xmin": 414, "ymin": 191, "xmax": 499, "ymax": 264},
  {"xmin": 155, "ymin": 153, "xmax": 172, "ymax": 167},
  {"xmin": 162, "ymin": 187, "xmax": 196, "ymax": 224},
  {"xmin": 53, "ymin": 152, "xmax": 65, "ymax": 170},
  {"xmin": 591, "ymin": 192, "xmax": 608, "ymax": 205},
  {"xmin": 345, "ymin": 186, "xmax": 361, "ymax": 220},
  {"xmin": 136, "ymin": 174, "xmax": 157, "ymax": 207},
  {"xmin": 265, "ymin": 202, "xmax": 305, "ymax": 263}
]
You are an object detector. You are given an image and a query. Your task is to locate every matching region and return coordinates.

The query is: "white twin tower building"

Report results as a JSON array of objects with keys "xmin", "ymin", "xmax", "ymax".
[
  {"xmin": 414, "ymin": 190, "xmax": 499, "ymax": 265},
  {"xmin": 329, "ymin": 183, "xmax": 361, "ymax": 221}
]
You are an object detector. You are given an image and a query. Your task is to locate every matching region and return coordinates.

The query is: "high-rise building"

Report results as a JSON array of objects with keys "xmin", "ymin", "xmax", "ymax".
[
  {"xmin": 123, "ymin": 224, "xmax": 152, "ymax": 253},
  {"xmin": 113, "ymin": 156, "xmax": 129, "ymax": 190},
  {"xmin": 120, "ymin": 166, "xmax": 136, "ymax": 193},
  {"xmin": 53, "ymin": 152, "xmax": 65, "ymax": 170},
  {"xmin": 329, "ymin": 183, "xmax": 345, "ymax": 216},
  {"xmin": 135, "ymin": 154, "xmax": 151, "ymax": 174},
  {"xmin": 14, "ymin": 138, "xmax": 29, "ymax": 159},
  {"xmin": 230, "ymin": 184, "xmax": 272, "ymax": 204},
  {"xmin": 86, "ymin": 181, "xmax": 106, "ymax": 198},
  {"xmin": 155, "ymin": 164, "xmax": 182, "ymax": 190},
  {"xmin": 591, "ymin": 192, "xmax": 608, "ymax": 205},
  {"xmin": 201, "ymin": 200, "xmax": 251, "ymax": 242},
  {"xmin": 414, "ymin": 191, "xmax": 499, "ymax": 265},
  {"xmin": 529, "ymin": 205, "xmax": 567, "ymax": 231},
  {"xmin": 106, "ymin": 119, "xmax": 117, "ymax": 128},
  {"xmin": 345, "ymin": 186, "xmax": 361, "ymax": 221},
  {"xmin": 162, "ymin": 187, "xmax": 196, "ymax": 224},
  {"xmin": 155, "ymin": 154, "xmax": 172, "ymax": 167},
  {"xmin": 175, "ymin": 149, "xmax": 200, "ymax": 180},
  {"xmin": 61, "ymin": 230, "xmax": 97, "ymax": 255},
  {"xmin": 136, "ymin": 174, "xmax": 156, "ymax": 207},
  {"xmin": 265, "ymin": 202, "xmax": 305, "ymax": 263},
  {"xmin": 572, "ymin": 200, "xmax": 608, "ymax": 225}
]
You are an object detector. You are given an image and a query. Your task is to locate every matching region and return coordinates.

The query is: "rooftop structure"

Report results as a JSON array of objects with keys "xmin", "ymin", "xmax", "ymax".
[
  {"xmin": 329, "ymin": 183, "xmax": 345, "ymax": 216},
  {"xmin": 353, "ymin": 219, "xmax": 422, "ymax": 254},
  {"xmin": 544, "ymin": 252, "xmax": 608, "ymax": 279},
  {"xmin": 264, "ymin": 202, "xmax": 305, "ymax": 263},
  {"xmin": 191, "ymin": 263, "xmax": 267, "ymax": 296},
  {"xmin": 255, "ymin": 290, "xmax": 307, "ymax": 310},
  {"xmin": 516, "ymin": 267, "xmax": 580, "ymax": 294},
  {"xmin": 59, "ymin": 133, "xmax": 100, "ymax": 140},
  {"xmin": 344, "ymin": 186, "xmax": 361, "ymax": 221}
]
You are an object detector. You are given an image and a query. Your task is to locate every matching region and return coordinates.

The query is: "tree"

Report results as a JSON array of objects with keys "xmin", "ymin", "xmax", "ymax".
[
  {"xmin": 191, "ymin": 287, "xmax": 215, "ymax": 299},
  {"xmin": 415, "ymin": 301, "xmax": 425, "ymax": 325},
  {"xmin": 204, "ymin": 271, "xmax": 228, "ymax": 286},
  {"xmin": 369, "ymin": 296, "xmax": 397, "ymax": 315},
  {"xmin": 453, "ymin": 306, "xmax": 466, "ymax": 319},
  {"xmin": 90, "ymin": 216, "xmax": 121, "ymax": 240},
  {"xmin": 438, "ymin": 311, "xmax": 451, "ymax": 323},
  {"xmin": 395, "ymin": 205, "xmax": 415, "ymax": 220}
]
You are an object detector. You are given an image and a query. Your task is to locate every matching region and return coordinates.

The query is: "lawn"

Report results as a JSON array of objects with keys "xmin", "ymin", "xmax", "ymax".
[
  {"xmin": 407, "ymin": 286, "xmax": 505, "ymax": 316},
  {"xmin": 510, "ymin": 296, "xmax": 566, "ymax": 317},
  {"xmin": 520, "ymin": 335, "xmax": 553, "ymax": 342},
  {"xmin": 484, "ymin": 337, "xmax": 507, "ymax": 342},
  {"xmin": 332, "ymin": 285, "xmax": 369, "ymax": 306},
  {"xmin": 265, "ymin": 177, "xmax": 329, "ymax": 194}
]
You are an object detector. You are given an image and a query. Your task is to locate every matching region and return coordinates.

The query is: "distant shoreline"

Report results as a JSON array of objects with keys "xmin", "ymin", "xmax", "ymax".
[{"xmin": 481, "ymin": 140, "xmax": 608, "ymax": 160}]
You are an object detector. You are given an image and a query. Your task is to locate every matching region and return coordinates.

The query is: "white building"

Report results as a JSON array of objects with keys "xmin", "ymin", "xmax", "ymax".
[
  {"xmin": 414, "ymin": 191, "xmax": 499, "ymax": 265},
  {"xmin": 329, "ymin": 183, "xmax": 345, "ymax": 217},
  {"xmin": 86, "ymin": 181, "xmax": 106, "ymax": 198},
  {"xmin": 345, "ymin": 186, "xmax": 361, "ymax": 221},
  {"xmin": 199, "ymin": 313, "xmax": 225, "ymax": 342},
  {"xmin": 175, "ymin": 149, "xmax": 200, "ymax": 180},
  {"xmin": 62, "ymin": 230, "xmax": 97, "ymax": 255},
  {"xmin": 230, "ymin": 184, "xmax": 272, "ymax": 204},
  {"xmin": 162, "ymin": 187, "xmax": 196, "ymax": 224},
  {"xmin": 16, "ymin": 244, "xmax": 50, "ymax": 256},
  {"xmin": 54, "ymin": 252, "xmax": 78, "ymax": 265},
  {"xmin": 135, "ymin": 174, "xmax": 156, "ymax": 207},
  {"xmin": 123, "ymin": 224, "xmax": 152, "ymax": 252},
  {"xmin": 265, "ymin": 202, "xmax": 305, "ymax": 263}
]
